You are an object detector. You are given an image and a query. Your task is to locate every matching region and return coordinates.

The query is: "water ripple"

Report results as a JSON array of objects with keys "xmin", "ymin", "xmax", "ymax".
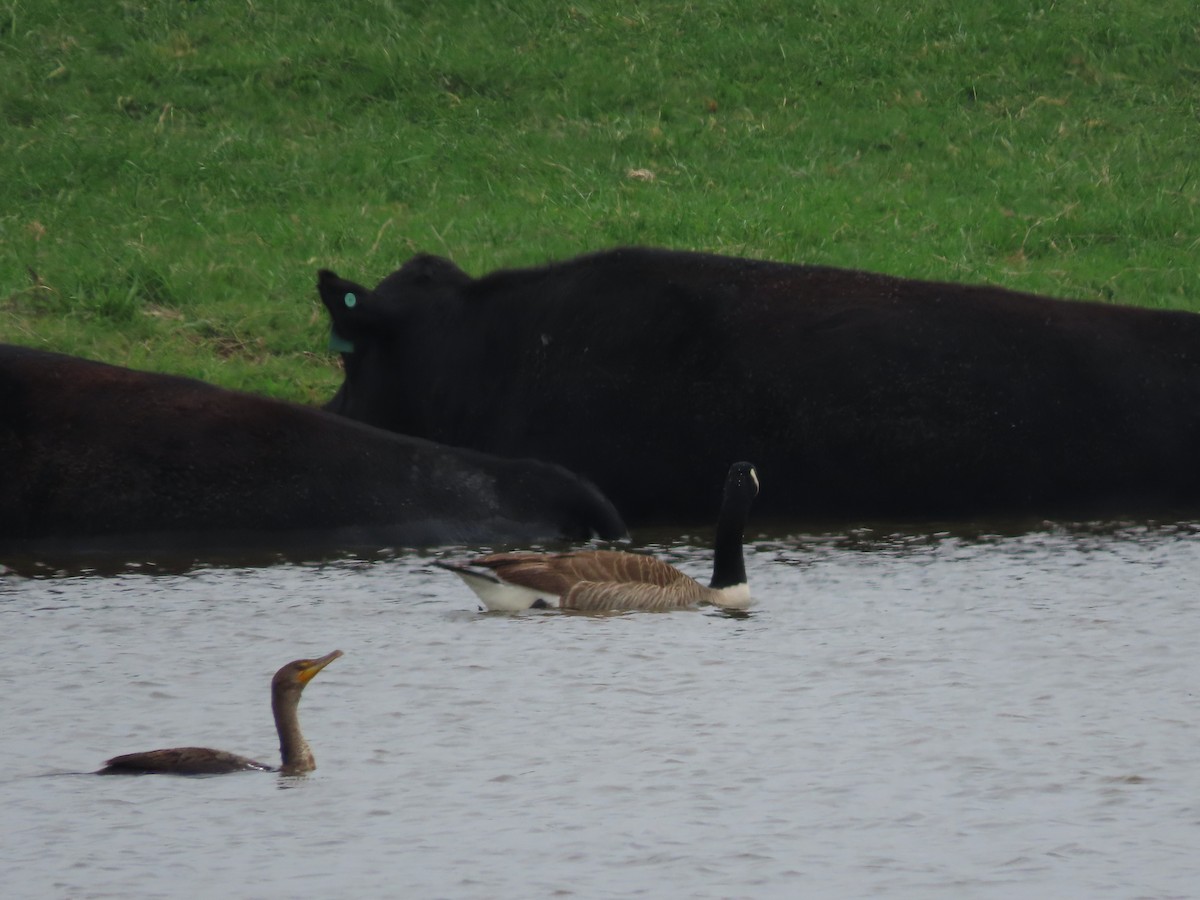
[{"xmin": 2, "ymin": 522, "xmax": 1199, "ymax": 897}]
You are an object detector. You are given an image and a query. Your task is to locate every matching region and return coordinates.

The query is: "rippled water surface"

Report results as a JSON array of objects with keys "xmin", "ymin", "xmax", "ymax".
[{"xmin": 3, "ymin": 522, "xmax": 1200, "ymax": 899}]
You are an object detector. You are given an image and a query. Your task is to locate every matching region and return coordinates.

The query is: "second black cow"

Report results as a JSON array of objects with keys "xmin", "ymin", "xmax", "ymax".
[{"xmin": 318, "ymin": 247, "xmax": 1200, "ymax": 525}]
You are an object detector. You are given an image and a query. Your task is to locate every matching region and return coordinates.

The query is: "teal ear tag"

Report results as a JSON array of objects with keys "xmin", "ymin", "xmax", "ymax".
[
  {"xmin": 329, "ymin": 292, "xmax": 357, "ymax": 352},
  {"xmin": 329, "ymin": 329, "xmax": 355, "ymax": 353}
]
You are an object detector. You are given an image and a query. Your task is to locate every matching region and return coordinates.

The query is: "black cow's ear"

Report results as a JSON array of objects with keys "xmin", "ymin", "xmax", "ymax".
[
  {"xmin": 318, "ymin": 269, "xmax": 365, "ymax": 308},
  {"xmin": 316, "ymin": 269, "xmax": 390, "ymax": 351}
]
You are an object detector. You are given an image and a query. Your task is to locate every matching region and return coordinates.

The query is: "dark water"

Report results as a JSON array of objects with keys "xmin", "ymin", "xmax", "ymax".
[{"xmin": 3, "ymin": 521, "xmax": 1199, "ymax": 898}]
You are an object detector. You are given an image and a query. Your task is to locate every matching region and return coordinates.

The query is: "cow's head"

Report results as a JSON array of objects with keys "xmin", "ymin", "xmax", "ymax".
[{"xmin": 315, "ymin": 255, "xmax": 474, "ymax": 431}]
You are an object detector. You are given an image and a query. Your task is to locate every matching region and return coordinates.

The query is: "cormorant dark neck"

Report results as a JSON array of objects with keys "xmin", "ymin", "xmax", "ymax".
[{"xmin": 273, "ymin": 689, "xmax": 314, "ymax": 775}]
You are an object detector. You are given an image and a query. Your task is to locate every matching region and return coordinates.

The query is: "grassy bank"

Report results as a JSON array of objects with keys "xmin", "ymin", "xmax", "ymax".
[{"xmin": 2, "ymin": 0, "xmax": 1197, "ymax": 402}]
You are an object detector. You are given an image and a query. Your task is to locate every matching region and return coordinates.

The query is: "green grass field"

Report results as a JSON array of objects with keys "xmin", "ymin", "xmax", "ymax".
[{"xmin": 2, "ymin": 0, "xmax": 1197, "ymax": 403}]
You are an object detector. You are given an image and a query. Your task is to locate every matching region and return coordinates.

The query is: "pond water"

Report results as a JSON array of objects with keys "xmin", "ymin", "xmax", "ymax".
[{"xmin": 2, "ymin": 520, "xmax": 1199, "ymax": 899}]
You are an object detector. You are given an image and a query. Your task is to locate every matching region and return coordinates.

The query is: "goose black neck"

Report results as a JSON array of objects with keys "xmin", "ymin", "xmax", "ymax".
[{"xmin": 709, "ymin": 466, "xmax": 757, "ymax": 589}]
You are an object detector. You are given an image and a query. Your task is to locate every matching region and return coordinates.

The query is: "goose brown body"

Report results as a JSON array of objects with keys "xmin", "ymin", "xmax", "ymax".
[
  {"xmin": 439, "ymin": 462, "xmax": 759, "ymax": 612},
  {"xmin": 97, "ymin": 650, "xmax": 342, "ymax": 776}
]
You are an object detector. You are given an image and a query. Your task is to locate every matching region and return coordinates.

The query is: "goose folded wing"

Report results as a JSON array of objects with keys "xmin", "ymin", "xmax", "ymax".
[
  {"xmin": 561, "ymin": 578, "xmax": 707, "ymax": 612},
  {"xmin": 474, "ymin": 550, "xmax": 691, "ymax": 592}
]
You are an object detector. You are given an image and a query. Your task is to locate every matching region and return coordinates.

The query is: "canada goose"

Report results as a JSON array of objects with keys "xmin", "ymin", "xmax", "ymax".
[
  {"xmin": 96, "ymin": 650, "xmax": 343, "ymax": 776},
  {"xmin": 437, "ymin": 462, "xmax": 759, "ymax": 611}
]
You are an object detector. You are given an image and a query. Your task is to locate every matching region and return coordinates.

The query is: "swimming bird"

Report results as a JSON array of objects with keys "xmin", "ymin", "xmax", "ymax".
[
  {"xmin": 96, "ymin": 650, "xmax": 343, "ymax": 776},
  {"xmin": 437, "ymin": 462, "xmax": 759, "ymax": 612}
]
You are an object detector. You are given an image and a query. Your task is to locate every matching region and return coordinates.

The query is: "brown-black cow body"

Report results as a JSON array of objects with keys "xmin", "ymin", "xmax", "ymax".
[
  {"xmin": 319, "ymin": 247, "xmax": 1200, "ymax": 525},
  {"xmin": 0, "ymin": 344, "xmax": 624, "ymax": 565}
]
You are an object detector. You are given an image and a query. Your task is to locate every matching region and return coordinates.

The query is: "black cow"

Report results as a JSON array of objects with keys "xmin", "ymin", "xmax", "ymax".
[
  {"xmin": 0, "ymin": 344, "xmax": 624, "ymax": 566},
  {"xmin": 318, "ymin": 247, "xmax": 1200, "ymax": 525}
]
